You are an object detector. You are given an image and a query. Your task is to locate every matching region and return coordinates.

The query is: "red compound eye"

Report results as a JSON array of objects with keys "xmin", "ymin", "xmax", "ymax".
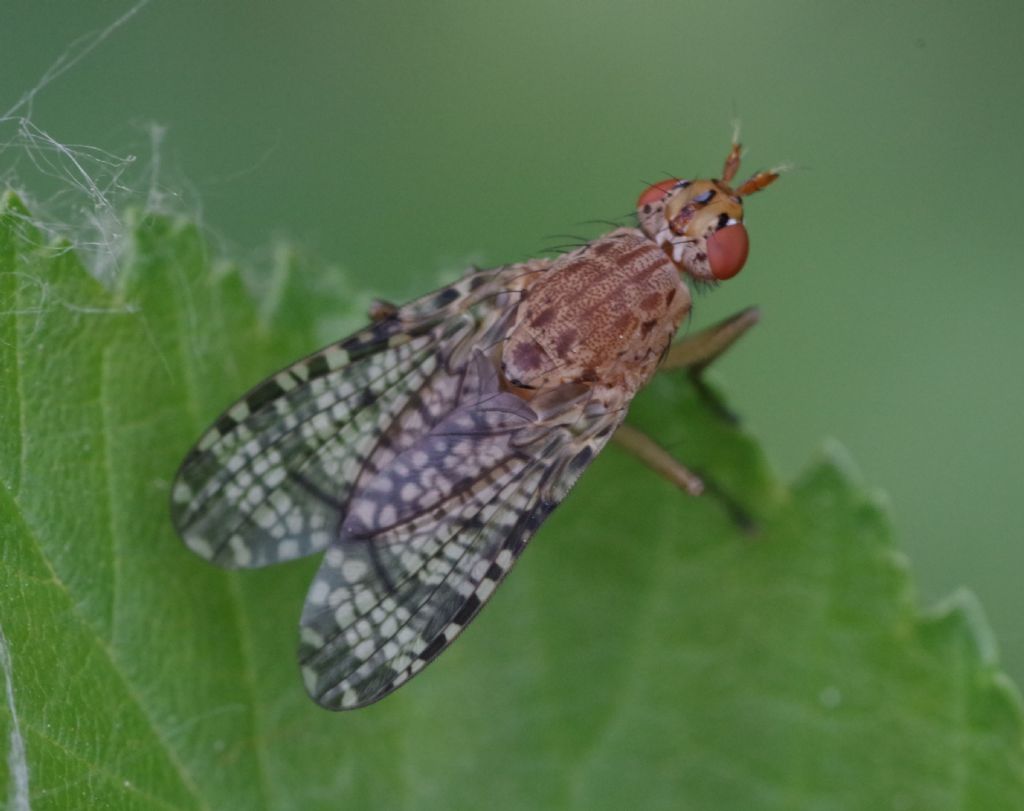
[
  {"xmin": 637, "ymin": 178, "xmax": 680, "ymax": 208},
  {"xmin": 706, "ymin": 223, "xmax": 749, "ymax": 280}
]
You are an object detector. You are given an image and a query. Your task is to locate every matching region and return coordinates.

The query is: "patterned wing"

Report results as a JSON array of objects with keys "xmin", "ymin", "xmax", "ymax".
[
  {"xmin": 298, "ymin": 352, "xmax": 623, "ymax": 709},
  {"xmin": 170, "ymin": 267, "xmax": 523, "ymax": 568}
]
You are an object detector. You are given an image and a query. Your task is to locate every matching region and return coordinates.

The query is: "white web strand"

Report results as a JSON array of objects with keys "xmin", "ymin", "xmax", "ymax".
[
  {"xmin": 0, "ymin": 623, "xmax": 30, "ymax": 811},
  {"xmin": 2, "ymin": 0, "xmax": 153, "ymax": 123},
  {"xmin": 0, "ymin": 0, "xmax": 176, "ymax": 287}
]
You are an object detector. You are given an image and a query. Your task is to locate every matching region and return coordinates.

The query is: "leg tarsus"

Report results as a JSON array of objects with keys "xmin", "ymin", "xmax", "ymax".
[{"xmin": 696, "ymin": 471, "xmax": 760, "ymax": 535}]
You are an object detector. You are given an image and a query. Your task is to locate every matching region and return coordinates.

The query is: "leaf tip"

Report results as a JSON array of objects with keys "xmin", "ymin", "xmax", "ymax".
[
  {"xmin": 816, "ymin": 437, "xmax": 862, "ymax": 483},
  {"xmin": 924, "ymin": 587, "xmax": 1000, "ymax": 667}
]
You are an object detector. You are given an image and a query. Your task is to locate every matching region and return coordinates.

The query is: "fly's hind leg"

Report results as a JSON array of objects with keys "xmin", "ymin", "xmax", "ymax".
[
  {"xmin": 611, "ymin": 306, "xmax": 760, "ymax": 531},
  {"xmin": 613, "ymin": 422, "xmax": 757, "ymax": 532},
  {"xmin": 613, "ymin": 423, "xmax": 705, "ymax": 496},
  {"xmin": 613, "ymin": 423, "xmax": 753, "ymax": 515},
  {"xmin": 661, "ymin": 306, "xmax": 760, "ymax": 424}
]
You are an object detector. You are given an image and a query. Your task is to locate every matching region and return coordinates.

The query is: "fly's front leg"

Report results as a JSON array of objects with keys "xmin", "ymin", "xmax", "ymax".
[
  {"xmin": 611, "ymin": 306, "xmax": 761, "ymax": 530},
  {"xmin": 661, "ymin": 306, "xmax": 760, "ymax": 373},
  {"xmin": 661, "ymin": 306, "xmax": 760, "ymax": 423},
  {"xmin": 613, "ymin": 305, "xmax": 759, "ymax": 493}
]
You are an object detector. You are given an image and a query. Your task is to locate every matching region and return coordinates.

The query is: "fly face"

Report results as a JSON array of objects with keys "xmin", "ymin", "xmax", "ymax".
[{"xmin": 637, "ymin": 143, "xmax": 783, "ymax": 283}]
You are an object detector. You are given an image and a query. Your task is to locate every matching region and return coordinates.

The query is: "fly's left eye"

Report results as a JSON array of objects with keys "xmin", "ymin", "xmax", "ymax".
[{"xmin": 707, "ymin": 223, "xmax": 749, "ymax": 280}]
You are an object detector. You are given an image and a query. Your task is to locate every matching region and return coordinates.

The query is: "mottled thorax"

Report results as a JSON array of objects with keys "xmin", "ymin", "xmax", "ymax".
[{"xmin": 502, "ymin": 228, "xmax": 690, "ymax": 399}]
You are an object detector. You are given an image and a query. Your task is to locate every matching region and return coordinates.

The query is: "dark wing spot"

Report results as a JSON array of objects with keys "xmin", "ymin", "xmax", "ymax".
[
  {"xmin": 468, "ymin": 272, "xmax": 490, "ymax": 290},
  {"xmin": 452, "ymin": 593, "xmax": 482, "ymax": 626},
  {"xmin": 305, "ymin": 353, "xmax": 330, "ymax": 380},
  {"xmin": 462, "ymin": 514, "xmax": 485, "ymax": 531},
  {"xmin": 420, "ymin": 634, "xmax": 448, "ymax": 661},
  {"xmin": 246, "ymin": 378, "xmax": 286, "ymax": 412},
  {"xmin": 357, "ymin": 388, "xmax": 377, "ymax": 409},
  {"xmin": 433, "ymin": 287, "xmax": 460, "ymax": 307},
  {"xmin": 342, "ymin": 322, "xmax": 395, "ymax": 356},
  {"xmin": 569, "ymin": 447, "xmax": 593, "ymax": 472}
]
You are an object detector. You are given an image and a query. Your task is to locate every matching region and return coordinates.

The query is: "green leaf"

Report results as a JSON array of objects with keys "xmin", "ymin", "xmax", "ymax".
[{"xmin": 1, "ymin": 191, "xmax": 1022, "ymax": 810}]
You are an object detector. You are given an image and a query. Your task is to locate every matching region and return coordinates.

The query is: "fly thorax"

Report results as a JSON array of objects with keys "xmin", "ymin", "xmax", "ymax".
[{"xmin": 501, "ymin": 230, "xmax": 690, "ymax": 395}]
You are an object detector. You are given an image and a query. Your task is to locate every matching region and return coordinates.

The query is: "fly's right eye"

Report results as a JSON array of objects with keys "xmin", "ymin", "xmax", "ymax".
[{"xmin": 637, "ymin": 179, "xmax": 681, "ymax": 208}]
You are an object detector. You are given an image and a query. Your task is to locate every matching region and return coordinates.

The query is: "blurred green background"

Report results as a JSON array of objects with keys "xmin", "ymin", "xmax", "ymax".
[{"xmin": 3, "ymin": 0, "xmax": 1022, "ymax": 686}]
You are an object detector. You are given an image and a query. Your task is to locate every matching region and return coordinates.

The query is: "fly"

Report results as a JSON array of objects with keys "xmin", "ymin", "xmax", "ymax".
[{"xmin": 170, "ymin": 140, "xmax": 782, "ymax": 709}]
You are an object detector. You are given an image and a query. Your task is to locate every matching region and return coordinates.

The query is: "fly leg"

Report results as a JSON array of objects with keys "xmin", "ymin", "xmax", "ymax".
[
  {"xmin": 660, "ymin": 306, "xmax": 760, "ymax": 423},
  {"xmin": 367, "ymin": 299, "xmax": 399, "ymax": 321},
  {"xmin": 611, "ymin": 306, "xmax": 760, "ymax": 530},
  {"xmin": 613, "ymin": 421, "xmax": 757, "ymax": 531},
  {"xmin": 613, "ymin": 423, "xmax": 705, "ymax": 496}
]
